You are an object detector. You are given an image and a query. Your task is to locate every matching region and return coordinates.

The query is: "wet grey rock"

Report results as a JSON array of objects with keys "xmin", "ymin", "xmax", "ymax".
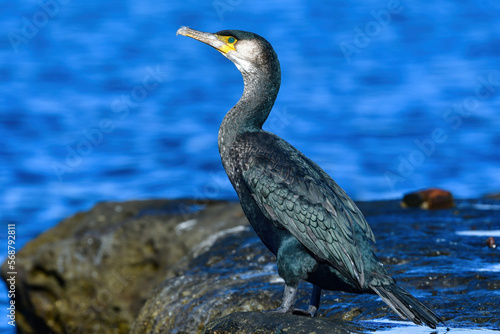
[
  {"xmin": 130, "ymin": 227, "xmax": 363, "ymax": 333},
  {"xmin": 130, "ymin": 226, "xmax": 281, "ymax": 334},
  {"xmin": 2, "ymin": 198, "xmax": 499, "ymax": 333},
  {"xmin": 0, "ymin": 199, "xmax": 247, "ymax": 334},
  {"xmin": 203, "ymin": 311, "xmax": 358, "ymax": 334},
  {"xmin": 132, "ymin": 199, "xmax": 500, "ymax": 333}
]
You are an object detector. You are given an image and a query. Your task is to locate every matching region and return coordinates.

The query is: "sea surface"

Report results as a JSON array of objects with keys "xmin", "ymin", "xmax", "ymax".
[{"xmin": 1, "ymin": 0, "xmax": 500, "ymax": 332}]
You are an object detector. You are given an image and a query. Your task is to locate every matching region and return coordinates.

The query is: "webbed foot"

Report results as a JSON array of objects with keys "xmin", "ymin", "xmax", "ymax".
[
  {"xmin": 267, "ymin": 306, "xmax": 312, "ymax": 317},
  {"xmin": 291, "ymin": 308, "xmax": 313, "ymax": 317},
  {"xmin": 306, "ymin": 304, "xmax": 318, "ymax": 317},
  {"xmin": 267, "ymin": 306, "xmax": 289, "ymax": 314},
  {"xmin": 269, "ymin": 283, "xmax": 321, "ymax": 317}
]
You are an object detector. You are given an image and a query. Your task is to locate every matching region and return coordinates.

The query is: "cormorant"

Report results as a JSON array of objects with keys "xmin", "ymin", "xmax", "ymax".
[{"xmin": 177, "ymin": 26, "xmax": 445, "ymax": 329}]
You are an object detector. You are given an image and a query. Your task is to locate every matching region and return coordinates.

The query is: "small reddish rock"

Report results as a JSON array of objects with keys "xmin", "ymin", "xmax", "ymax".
[
  {"xmin": 485, "ymin": 237, "xmax": 496, "ymax": 249},
  {"xmin": 401, "ymin": 188, "xmax": 454, "ymax": 210}
]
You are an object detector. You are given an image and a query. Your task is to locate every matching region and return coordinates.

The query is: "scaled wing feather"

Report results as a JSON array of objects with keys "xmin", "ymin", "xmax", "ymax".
[{"xmin": 240, "ymin": 139, "xmax": 375, "ymax": 287}]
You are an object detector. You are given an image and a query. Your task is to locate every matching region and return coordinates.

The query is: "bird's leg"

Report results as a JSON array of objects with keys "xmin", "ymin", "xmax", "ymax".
[
  {"xmin": 272, "ymin": 237, "xmax": 318, "ymax": 316},
  {"xmin": 307, "ymin": 284, "xmax": 322, "ymax": 317},
  {"xmin": 270, "ymin": 283, "xmax": 298, "ymax": 313},
  {"xmin": 269, "ymin": 283, "xmax": 316, "ymax": 317}
]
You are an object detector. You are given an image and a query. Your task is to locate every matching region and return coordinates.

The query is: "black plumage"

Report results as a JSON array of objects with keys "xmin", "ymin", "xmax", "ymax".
[{"xmin": 177, "ymin": 26, "xmax": 445, "ymax": 329}]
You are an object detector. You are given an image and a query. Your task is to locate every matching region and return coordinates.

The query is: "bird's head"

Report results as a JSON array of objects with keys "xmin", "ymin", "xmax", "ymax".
[{"xmin": 177, "ymin": 27, "xmax": 279, "ymax": 76}]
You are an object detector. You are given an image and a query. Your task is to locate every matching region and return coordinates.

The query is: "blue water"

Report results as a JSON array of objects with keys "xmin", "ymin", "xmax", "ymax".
[{"xmin": 1, "ymin": 0, "xmax": 500, "ymax": 332}]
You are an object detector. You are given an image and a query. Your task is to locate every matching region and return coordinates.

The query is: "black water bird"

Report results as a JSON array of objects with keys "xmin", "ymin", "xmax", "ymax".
[{"xmin": 177, "ymin": 26, "xmax": 445, "ymax": 329}]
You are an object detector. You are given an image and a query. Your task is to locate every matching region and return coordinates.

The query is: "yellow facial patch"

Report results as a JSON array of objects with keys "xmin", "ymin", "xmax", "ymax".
[{"xmin": 216, "ymin": 35, "xmax": 237, "ymax": 53}]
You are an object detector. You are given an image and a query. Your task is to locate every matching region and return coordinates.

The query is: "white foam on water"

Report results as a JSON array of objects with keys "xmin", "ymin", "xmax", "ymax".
[
  {"xmin": 472, "ymin": 203, "xmax": 500, "ymax": 210},
  {"xmin": 477, "ymin": 264, "xmax": 500, "ymax": 272},
  {"xmin": 456, "ymin": 230, "xmax": 500, "ymax": 237},
  {"xmin": 367, "ymin": 319, "xmax": 497, "ymax": 333}
]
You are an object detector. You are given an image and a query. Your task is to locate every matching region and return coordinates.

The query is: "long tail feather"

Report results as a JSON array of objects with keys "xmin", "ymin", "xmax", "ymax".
[{"xmin": 370, "ymin": 284, "xmax": 445, "ymax": 329}]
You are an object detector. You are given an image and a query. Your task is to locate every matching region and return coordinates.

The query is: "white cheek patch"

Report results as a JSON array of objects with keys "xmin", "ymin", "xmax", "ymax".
[
  {"xmin": 231, "ymin": 56, "xmax": 257, "ymax": 74},
  {"xmin": 226, "ymin": 40, "xmax": 260, "ymax": 74}
]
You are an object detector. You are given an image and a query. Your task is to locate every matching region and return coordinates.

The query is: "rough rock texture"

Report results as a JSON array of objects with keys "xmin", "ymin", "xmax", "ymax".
[
  {"xmin": 131, "ymin": 199, "xmax": 500, "ymax": 333},
  {"xmin": 2, "ymin": 198, "xmax": 500, "ymax": 333},
  {"xmin": 203, "ymin": 312, "xmax": 359, "ymax": 334},
  {"xmin": 0, "ymin": 199, "xmax": 247, "ymax": 334},
  {"xmin": 130, "ymin": 226, "xmax": 280, "ymax": 334}
]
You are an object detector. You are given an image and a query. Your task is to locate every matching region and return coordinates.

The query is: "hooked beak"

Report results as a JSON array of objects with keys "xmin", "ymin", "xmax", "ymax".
[{"xmin": 177, "ymin": 26, "xmax": 235, "ymax": 54}]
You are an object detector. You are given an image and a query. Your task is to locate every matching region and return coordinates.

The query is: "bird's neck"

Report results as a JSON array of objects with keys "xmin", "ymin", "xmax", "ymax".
[{"xmin": 218, "ymin": 67, "xmax": 281, "ymax": 162}]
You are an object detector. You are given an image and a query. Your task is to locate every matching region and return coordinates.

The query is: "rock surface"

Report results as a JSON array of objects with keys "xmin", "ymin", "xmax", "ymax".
[
  {"xmin": 203, "ymin": 312, "xmax": 359, "ymax": 334},
  {"xmin": 401, "ymin": 188, "xmax": 454, "ymax": 209},
  {"xmin": 132, "ymin": 199, "xmax": 500, "ymax": 333},
  {"xmin": 2, "ymin": 198, "xmax": 500, "ymax": 333},
  {"xmin": 0, "ymin": 199, "xmax": 247, "ymax": 334}
]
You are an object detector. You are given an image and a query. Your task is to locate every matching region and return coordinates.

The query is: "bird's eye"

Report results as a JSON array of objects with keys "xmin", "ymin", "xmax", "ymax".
[{"xmin": 228, "ymin": 37, "xmax": 236, "ymax": 44}]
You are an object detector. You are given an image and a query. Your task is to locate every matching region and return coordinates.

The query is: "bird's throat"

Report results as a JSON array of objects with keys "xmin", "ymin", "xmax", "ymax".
[{"xmin": 218, "ymin": 69, "xmax": 280, "ymax": 163}]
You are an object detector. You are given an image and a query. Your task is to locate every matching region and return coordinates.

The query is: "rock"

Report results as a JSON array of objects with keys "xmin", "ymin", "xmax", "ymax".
[
  {"xmin": 485, "ymin": 237, "xmax": 496, "ymax": 249},
  {"xmin": 3, "ymin": 198, "xmax": 500, "ymax": 333},
  {"xmin": 129, "ymin": 227, "xmax": 365, "ymax": 334},
  {"xmin": 484, "ymin": 193, "xmax": 500, "ymax": 200},
  {"xmin": 401, "ymin": 188, "xmax": 455, "ymax": 209},
  {"xmin": 129, "ymin": 226, "xmax": 281, "ymax": 334},
  {"xmin": 132, "ymin": 199, "xmax": 500, "ymax": 333},
  {"xmin": 0, "ymin": 199, "xmax": 247, "ymax": 334},
  {"xmin": 203, "ymin": 311, "xmax": 359, "ymax": 334}
]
